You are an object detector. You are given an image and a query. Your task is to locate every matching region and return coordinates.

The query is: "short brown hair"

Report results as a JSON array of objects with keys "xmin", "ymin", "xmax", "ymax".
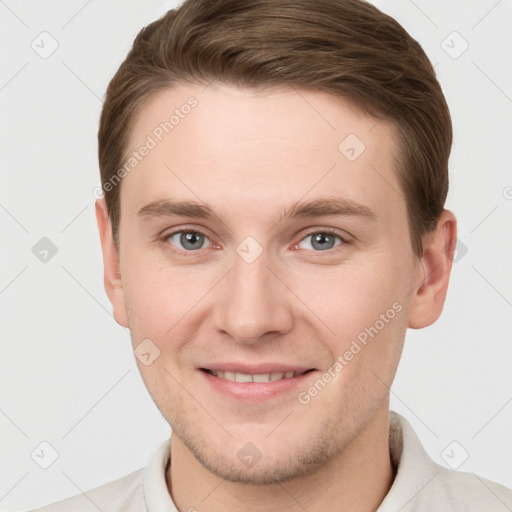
[{"xmin": 98, "ymin": 0, "xmax": 452, "ymax": 255}]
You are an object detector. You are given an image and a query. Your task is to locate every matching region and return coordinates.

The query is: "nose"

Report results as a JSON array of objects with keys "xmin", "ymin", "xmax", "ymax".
[{"xmin": 212, "ymin": 249, "xmax": 294, "ymax": 344}]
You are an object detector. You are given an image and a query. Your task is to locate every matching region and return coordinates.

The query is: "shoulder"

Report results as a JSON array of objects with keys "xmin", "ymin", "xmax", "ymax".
[
  {"xmin": 381, "ymin": 412, "xmax": 512, "ymax": 511},
  {"xmin": 30, "ymin": 439, "xmax": 173, "ymax": 512},
  {"xmin": 29, "ymin": 468, "xmax": 146, "ymax": 512},
  {"xmin": 425, "ymin": 464, "xmax": 512, "ymax": 511}
]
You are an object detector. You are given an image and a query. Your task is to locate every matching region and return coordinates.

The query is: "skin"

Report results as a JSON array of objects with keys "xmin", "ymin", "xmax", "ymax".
[{"xmin": 96, "ymin": 83, "xmax": 456, "ymax": 512}]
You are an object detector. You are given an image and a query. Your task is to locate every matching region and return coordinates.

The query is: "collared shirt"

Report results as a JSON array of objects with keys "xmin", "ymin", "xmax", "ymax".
[{"xmin": 32, "ymin": 412, "xmax": 512, "ymax": 511}]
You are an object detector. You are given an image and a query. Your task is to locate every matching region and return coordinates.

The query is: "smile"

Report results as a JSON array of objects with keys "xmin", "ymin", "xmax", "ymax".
[{"xmin": 202, "ymin": 369, "xmax": 313, "ymax": 382}]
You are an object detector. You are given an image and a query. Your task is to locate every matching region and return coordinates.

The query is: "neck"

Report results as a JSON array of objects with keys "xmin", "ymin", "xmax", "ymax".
[{"xmin": 167, "ymin": 407, "xmax": 394, "ymax": 512}]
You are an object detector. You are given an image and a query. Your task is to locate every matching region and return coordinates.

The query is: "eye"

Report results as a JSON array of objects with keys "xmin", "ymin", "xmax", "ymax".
[
  {"xmin": 297, "ymin": 231, "xmax": 344, "ymax": 251},
  {"xmin": 165, "ymin": 230, "xmax": 211, "ymax": 251}
]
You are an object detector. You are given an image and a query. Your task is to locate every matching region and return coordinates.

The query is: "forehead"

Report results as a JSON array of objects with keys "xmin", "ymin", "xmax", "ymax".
[{"xmin": 122, "ymin": 82, "xmax": 405, "ymax": 227}]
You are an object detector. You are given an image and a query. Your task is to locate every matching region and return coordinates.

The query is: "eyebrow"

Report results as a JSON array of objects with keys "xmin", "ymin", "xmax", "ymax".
[
  {"xmin": 137, "ymin": 197, "xmax": 376, "ymax": 223},
  {"xmin": 282, "ymin": 197, "xmax": 376, "ymax": 222}
]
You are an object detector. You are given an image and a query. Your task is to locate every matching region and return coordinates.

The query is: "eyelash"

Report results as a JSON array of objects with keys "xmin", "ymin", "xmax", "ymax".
[{"xmin": 161, "ymin": 227, "xmax": 349, "ymax": 257}]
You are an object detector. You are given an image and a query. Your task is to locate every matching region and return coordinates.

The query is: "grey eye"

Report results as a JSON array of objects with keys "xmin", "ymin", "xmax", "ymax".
[
  {"xmin": 299, "ymin": 232, "xmax": 342, "ymax": 251},
  {"xmin": 167, "ymin": 231, "xmax": 210, "ymax": 251}
]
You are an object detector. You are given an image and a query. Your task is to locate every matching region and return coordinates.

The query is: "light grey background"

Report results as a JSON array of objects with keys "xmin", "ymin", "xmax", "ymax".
[{"xmin": 1, "ymin": 1, "xmax": 511, "ymax": 510}]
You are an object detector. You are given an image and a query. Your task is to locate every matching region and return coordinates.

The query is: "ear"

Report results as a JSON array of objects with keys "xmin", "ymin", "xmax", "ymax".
[
  {"xmin": 95, "ymin": 198, "xmax": 128, "ymax": 327},
  {"xmin": 408, "ymin": 209, "xmax": 457, "ymax": 329}
]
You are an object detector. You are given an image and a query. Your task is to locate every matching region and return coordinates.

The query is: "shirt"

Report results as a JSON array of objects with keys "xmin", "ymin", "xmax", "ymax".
[{"xmin": 32, "ymin": 412, "xmax": 512, "ymax": 511}]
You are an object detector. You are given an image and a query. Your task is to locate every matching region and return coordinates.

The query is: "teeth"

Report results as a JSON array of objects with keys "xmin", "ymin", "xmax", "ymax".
[
  {"xmin": 224, "ymin": 371, "xmax": 235, "ymax": 381},
  {"xmin": 252, "ymin": 373, "xmax": 271, "ymax": 383},
  {"xmin": 212, "ymin": 370, "xmax": 303, "ymax": 382},
  {"xmin": 235, "ymin": 373, "xmax": 253, "ymax": 383}
]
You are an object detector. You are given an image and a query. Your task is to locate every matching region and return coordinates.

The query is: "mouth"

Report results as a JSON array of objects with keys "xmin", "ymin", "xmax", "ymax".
[{"xmin": 200, "ymin": 368, "xmax": 315, "ymax": 383}]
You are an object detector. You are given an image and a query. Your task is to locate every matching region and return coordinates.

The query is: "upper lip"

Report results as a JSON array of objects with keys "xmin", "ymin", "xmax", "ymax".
[{"xmin": 199, "ymin": 363, "xmax": 316, "ymax": 374}]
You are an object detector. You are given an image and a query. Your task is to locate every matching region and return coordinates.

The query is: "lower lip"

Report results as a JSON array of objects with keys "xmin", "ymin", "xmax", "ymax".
[{"xmin": 199, "ymin": 370, "xmax": 317, "ymax": 401}]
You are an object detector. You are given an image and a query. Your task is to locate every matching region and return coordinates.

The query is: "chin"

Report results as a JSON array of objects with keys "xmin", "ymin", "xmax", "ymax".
[
  {"xmin": 172, "ymin": 413, "xmax": 353, "ymax": 485},
  {"xmin": 189, "ymin": 441, "xmax": 334, "ymax": 486}
]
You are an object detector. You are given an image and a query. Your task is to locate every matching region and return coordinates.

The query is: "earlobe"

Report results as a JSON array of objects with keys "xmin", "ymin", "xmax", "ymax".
[
  {"xmin": 95, "ymin": 199, "xmax": 128, "ymax": 327},
  {"xmin": 408, "ymin": 210, "xmax": 457, "ymax": 329}
]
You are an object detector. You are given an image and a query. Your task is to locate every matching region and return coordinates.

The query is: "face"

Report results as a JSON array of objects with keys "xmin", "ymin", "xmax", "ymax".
[{"xmin": 98, "ymin": 83, "xmax": 449, "ymax": 484}]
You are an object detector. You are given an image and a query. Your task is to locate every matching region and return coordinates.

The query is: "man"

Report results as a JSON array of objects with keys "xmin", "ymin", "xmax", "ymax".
[{"xmin": 34, "ymin": 0, "xmax": 512, "ymax": 510}]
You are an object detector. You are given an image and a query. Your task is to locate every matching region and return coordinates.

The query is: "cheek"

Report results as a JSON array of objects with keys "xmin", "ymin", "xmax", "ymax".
[
  {"xmin": 122, "ymin": 256, "xmax": 199, "ymax": 417},
  {"xmin": 293, "ymin": 257, "xmax": 410, "ymax": 337},
  {"xmin": 121, "ymin": 249, "xmax": 210, "ymax": 341},
  {"xmin": 288, "ymin": 255, "xmax": 412, "ymax": 398},
  {"xmin": 295, "ymin": 265, "xmax": 409, "ymax": 413}
]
